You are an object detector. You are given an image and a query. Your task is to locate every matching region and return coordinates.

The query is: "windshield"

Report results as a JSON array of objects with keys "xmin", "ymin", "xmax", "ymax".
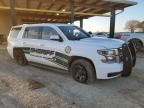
[{"xmin": 59, "ymin": 26, "xmax": 90, "ymax": 40}]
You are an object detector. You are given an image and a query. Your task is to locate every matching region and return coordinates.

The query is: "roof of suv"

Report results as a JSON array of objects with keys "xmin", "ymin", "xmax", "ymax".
[{"xmin": 12, "ymin": 23, "xmax": 74, "ymax": 29}]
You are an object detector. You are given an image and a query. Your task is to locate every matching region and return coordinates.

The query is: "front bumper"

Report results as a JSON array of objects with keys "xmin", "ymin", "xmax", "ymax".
[
  {"xmin": 94, "ymin": 43, "xmax": 133, "ymax": 79},
  {"xmin": 94, "ymin": 61, "xmax": 123, "ymax": 79}
]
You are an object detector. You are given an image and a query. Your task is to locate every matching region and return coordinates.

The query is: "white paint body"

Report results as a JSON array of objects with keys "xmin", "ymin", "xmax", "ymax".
[
  {"xmin": 7, "ymin": 24, "xmax": 125, "ymax": 79},
  {"xmin": 117, "ymin": 32, "xmax": 144, "ymax": 45}
]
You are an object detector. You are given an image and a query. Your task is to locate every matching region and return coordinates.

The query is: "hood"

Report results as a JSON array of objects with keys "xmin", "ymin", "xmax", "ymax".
[{"xmin": 80, "ymin": 37, "xmax": 125, "ymax": 49}]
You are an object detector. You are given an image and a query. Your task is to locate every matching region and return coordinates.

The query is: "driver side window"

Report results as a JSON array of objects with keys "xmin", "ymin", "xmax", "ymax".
[
  {"xmin": 73, "ymin": 29, "xmax": 80, "ymax": 37},
  {"xmin": 42, "ymin": 27, "xmax": 58, "ymax": 40}
]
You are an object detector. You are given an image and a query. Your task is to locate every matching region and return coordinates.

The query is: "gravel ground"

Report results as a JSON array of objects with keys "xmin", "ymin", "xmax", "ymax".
[{"xmin": 0, "ymin": 47, "xmax": 144, "ymax": 108}]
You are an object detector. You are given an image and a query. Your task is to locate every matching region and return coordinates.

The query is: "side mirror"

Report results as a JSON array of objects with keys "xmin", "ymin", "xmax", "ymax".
[
  {"xmin": 88, "ymin": 31, "xmax": 92, "ymax": 35},
  {"xmin": 50, "ymin": 35, "xmax": 63, "ymax": 42}
]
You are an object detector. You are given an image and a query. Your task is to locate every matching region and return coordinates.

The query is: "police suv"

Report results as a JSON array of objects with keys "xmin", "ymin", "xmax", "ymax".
[{"xmin": 7, "ymin": 24, "xmax": 136, "ymax": 83}]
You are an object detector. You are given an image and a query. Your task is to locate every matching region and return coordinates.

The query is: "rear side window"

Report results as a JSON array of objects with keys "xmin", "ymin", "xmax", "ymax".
[
  {"xmin": 42, "ymin": 27, "xmax": 58, "ymax": 40},
  {"xmin": 23, "ymin": 27, "xmax": 42, "ymax": 39},
  {"xmin": 9, "ymin": 27, "xmax": 21, "ymax": 39}
]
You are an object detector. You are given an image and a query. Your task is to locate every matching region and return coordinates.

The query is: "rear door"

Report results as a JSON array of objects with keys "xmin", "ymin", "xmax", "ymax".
[{"xmin": 21, "ymin": 26, "xmax": 44, "ymax": 64}]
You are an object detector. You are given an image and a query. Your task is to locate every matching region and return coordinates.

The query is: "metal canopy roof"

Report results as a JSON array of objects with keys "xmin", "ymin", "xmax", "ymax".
[{"xmin": 0, "ymin": 0, "xmax": 137, "ymax": 23}]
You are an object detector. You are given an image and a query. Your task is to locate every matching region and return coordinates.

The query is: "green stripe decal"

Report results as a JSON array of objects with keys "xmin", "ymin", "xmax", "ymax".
[
  {"xmin": 56, "ymin": 52, "xmax": 70, "ymax": 60},
  {"xmin": 54, "ymin": 57, "xmax": 69, "ymax": 67},
  {"xmin": 21, "ymin": 47, "xmax": 70, "ymax": 68}
]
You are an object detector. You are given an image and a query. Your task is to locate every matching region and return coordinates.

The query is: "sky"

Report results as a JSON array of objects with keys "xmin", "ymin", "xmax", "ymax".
[{"xmin": 74, "ymin": 0, "xmax": 144, "ymax": 33}]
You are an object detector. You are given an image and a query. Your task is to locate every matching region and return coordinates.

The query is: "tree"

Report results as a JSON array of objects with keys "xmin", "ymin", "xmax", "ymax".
[
  {"xmin": 137, "ymin": 21, "xmax": 144, "ymax": 32},
  {"xmin": 125, "ymin": 20, "xmax": 139, "ymax": 32}
]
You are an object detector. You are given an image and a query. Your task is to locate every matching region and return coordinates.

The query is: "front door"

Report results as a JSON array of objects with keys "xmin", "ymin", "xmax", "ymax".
[{"xmin": 38, "ymin": 26, "xmax": 70, "ymax": 70}]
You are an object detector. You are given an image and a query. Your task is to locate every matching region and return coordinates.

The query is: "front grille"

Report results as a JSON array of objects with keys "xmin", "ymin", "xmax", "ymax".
[
  {"xmin": 119, "ymin": 44, "xmax": 130, "ymax": 62},
  {"xmin": 116, "ymin": 44, "xmax": 129, "ymax": 63},
  {"xmin": 108, "ymin": 72, "xmax": 121, "ymax": 77}
]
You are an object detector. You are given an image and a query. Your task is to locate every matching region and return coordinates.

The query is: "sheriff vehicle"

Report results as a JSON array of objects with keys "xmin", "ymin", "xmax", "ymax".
[{"xmin": 7, "ymin": 24, "xmax": 136, "ymax": 83}]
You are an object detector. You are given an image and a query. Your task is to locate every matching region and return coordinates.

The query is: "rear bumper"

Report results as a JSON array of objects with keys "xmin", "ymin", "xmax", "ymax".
[{"xmin": 7, "ymin": 46, "xmax": 14, "ymax": 58}]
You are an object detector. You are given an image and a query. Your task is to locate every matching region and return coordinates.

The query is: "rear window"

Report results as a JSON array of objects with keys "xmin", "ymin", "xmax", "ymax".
[
  {"xmin": 23, "ymin": 27, "xmax": 42, "ymax": 39},
  {"xmin": 9, "ymin": 27, "xmax": 21, "ymax": 39}
]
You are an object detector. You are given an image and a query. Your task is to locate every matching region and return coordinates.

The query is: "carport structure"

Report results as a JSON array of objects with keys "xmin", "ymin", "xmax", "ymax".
[{"xmin": 0, "ymin": 0, "xmax": 137, "ymax": 37}]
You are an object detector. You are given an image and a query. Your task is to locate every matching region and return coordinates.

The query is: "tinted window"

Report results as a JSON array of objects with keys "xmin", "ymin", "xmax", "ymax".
[
  {"xmin": 42, "ymin": 27, "xmax": 58, "ymax": 40},
  {"xmin": 59, "ymin": 26, "xmax": 90, "ymax": 40},
  {"xmin": 23, "ymin": 27, "xmax": 42, "ymax": 39},
  {"xmin": 9, "ymin": 27, "xmax": 21, "ymax": 39},
  {"xmin": 96, "ymin": 33, "xmax": 104, "ymax": 35}
]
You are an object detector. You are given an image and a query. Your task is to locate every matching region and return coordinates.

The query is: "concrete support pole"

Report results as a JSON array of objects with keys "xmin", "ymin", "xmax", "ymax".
[
  {"xmin": 69, "ymin": 0, "xmax": 74, "ymax": 24},
  {"xmin": 80, "ymin": 19, "xmax": 83, "ymax": 28},
  {"xmin": 109, "ymin": 8, "xmax": 116, "ymax": 38},
  {"xmin": 10, "ymin": 0, "xmax": 16, "ymax": 26}
]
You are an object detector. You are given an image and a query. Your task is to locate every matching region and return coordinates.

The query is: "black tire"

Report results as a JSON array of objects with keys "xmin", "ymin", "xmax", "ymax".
[
  {"xmin": 132, "ymin": 39, "xmax": 143, "ymax": 51},
  {"xmin": 69, "ymin": 59, "xmax": 96, "ymax": 83},
  {"xmin": 128, "ymin": 41, "xmax": 136, "ymax": 67},
  {"xmin": 122, "ymin": 44, "xmax": 133, "ymax": 77},
  {"xmin": 13, "ymin": 49, "xmax": 28, "ymax": 65}
]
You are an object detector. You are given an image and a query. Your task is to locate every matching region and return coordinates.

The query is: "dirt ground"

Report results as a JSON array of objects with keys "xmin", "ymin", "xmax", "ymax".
[{"xmin": 0, "ymin": 46, "xmax": 144, "ymax": 108}]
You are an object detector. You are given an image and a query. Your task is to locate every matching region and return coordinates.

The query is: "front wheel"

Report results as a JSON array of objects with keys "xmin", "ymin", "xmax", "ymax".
[
  {"xmin": 122, "ymin": 44, "xmax": 133, "ymax": 77},
  {"xmin": 132, "ymin": 39, "xmax": 143, "ymax": 51},
  {"xmin": 69, "ymin": 59, "xmax": 96, "ymax": 84}
]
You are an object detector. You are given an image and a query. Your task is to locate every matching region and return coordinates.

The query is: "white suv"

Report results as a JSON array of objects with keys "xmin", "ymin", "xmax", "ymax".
[
  {"xmin": 115, "ymin": 32, "xmax": 144, "ymax": 50},
  {"xmin": 7, "ymin": 24, "xmax": 135, "ymax": 83}
]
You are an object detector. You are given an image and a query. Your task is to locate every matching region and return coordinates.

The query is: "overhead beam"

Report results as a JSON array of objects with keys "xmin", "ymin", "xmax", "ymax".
[
  {"xmin": 22, "ymin": 19, "xmax": 69, "ymax": 23},
  {"xmin": 75, "ymin": 7, "xmax": 83, "ymax": 12},
  {"xmin": 47, "ymin": 1, "xmax": 55, "ymax": 10},
  {"xmin": 82, "ymin": 8, "xmax": 94, "ymax": 13},
  {"xmin": 76, "ymin": 0, "xmax": 102, "ymax": 12},
  {"xmin": 18, "ymin": 13, "xmax": 82, "ymax": 20},
  {"xmin": 57, "ymin": 5, "xmax": 65, "ymax": 11},
  {"xmin": 32, "ymin": 0, "xmax": 124, "ymax": 10},
  {"xmin": 37, "ymin": 1, "xmax": 42, "ymax": 9},
  {"xmin": 0, "ymin": 6, "xmax": 111, "ymax": 17},
  {"xmin": 90, "ymin": 3, "xmax": 117, "ymax": 14},
  {"xmin": 74, "ymin": 0, "xmax": 88, "ymax": 12}
]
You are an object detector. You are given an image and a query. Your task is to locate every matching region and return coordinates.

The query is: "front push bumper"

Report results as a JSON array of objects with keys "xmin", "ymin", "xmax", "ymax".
[{"xmin": 95, "ymin": 43, "xmax": 134, "ymax": 79}]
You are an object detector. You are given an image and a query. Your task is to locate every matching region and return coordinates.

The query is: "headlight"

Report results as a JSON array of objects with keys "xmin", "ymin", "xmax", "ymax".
[
  {"xmin": 97, "ymin": 49, "xmax": 117, "ymax": 56},
  {"xmin": 97, "ymin": 49, "xmax": 119, "ymax": 63}
]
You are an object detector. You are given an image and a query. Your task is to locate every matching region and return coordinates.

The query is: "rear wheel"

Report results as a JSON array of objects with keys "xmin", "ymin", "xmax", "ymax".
[
  {"xmin": 13, "ymin": 49, "xmax": 28, "ymax": 65},
  {"xmin": 132, "ymin": 39, "xmax": 143, "ymax": 51},
  {"xmin": 69, "ymin": 59, "xmax": 96, "ymax": 83}
]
